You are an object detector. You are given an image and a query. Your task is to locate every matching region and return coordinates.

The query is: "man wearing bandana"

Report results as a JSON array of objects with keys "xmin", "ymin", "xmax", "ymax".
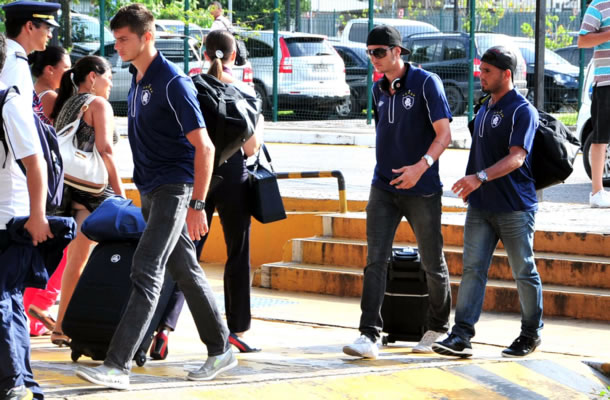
[{"xmin": 433, "ymin": 46, "xmax": 544, "ymax": 359}]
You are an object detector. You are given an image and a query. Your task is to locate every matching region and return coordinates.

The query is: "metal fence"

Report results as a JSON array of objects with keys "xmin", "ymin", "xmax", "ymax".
[{"xmin": 43, "ymin": 0, "xmax": 590, "ymax": 121}]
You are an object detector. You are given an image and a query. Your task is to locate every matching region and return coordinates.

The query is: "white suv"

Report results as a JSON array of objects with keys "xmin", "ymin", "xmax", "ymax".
[
  {"xmin": 575, "ymin": 61, "xmax": 610, "ymax": 186},
  {"xmin": 241, "ymin": 31, "xmax": 350, "ymax": 118}
]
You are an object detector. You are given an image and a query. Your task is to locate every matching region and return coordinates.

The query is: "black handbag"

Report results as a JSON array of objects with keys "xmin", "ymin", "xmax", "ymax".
[{"xmin": 247, "ymin": 144, "xmax": 286, "ymax": 223}]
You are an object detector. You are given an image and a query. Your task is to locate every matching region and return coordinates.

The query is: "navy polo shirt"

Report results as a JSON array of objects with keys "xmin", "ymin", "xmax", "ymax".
[
  {"xmin": 371, "ymin": 65, "xmax": 452, "ymax": 196},
  {"xmin": 466, "ymin": 89, "xmax": 538, "ymax": 212},
  {"xmin": 127, "ymin": 52, "xmax": 205, "ymax": 194}
]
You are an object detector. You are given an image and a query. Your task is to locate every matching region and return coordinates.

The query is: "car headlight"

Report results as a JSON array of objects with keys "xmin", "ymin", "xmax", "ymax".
[{"xmin": 553, "ymin": 73, "xmax": 575, "ymax": 85}]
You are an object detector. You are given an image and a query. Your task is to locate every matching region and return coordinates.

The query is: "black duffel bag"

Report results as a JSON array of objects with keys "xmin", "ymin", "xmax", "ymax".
[{"xmin": 247, "ymin": 144, "xmax": 286, "ymax": 224}]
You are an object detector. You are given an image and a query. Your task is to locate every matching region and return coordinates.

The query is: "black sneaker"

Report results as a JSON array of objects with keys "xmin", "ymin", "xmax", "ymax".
[
  {"xmin": 501, "ymin": 335, "xmax": 541, "ymax": 358},
  {"xmin": 2, "ymin": 385, "xmax": 33, "ymax": 400},
  {"xmin": 431, "ymin": 333, "xmax": 473, "ymax": 358}
]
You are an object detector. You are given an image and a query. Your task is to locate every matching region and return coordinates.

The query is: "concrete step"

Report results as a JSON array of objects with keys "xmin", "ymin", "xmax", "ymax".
[
  {"xmin": 323, "ymin": 213, "xmax": 610, "ymax": 258},
  {"xmin": 286, "ymin": 237, "xmax": 610, "ymax": 290},
  {"xmin": 259, "ymin": 261, "xmax": 610, "ymax": 321}
]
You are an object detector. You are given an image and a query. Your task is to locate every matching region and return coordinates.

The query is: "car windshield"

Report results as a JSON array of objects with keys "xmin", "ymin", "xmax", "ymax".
[
  {"xmin": 518, "ymin": 44, "xmax": 571, "ymax": 65},
  {"xmin": 284, "ymin": 38, "xmax": 335, "ymax": 57},
  {"xmin": 475, "ymin": 34, "xmax": 519, "ymax": 56},
  {"xmin": 72, "ymin": 17, "xmax": 114, "ymax": 44}
]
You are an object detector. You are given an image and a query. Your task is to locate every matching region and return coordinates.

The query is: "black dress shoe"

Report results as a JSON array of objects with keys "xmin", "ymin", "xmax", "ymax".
[
  {"xmin": 229, "ymin": 332, "xmax": 261, "ymax": 353},
  {"xmin": 502, "ymin": 335, "xmax": 541, "ymax": 358},
  {"xmin": 431, "ymin": 333, "xmax": 473, "ymax": 358}
]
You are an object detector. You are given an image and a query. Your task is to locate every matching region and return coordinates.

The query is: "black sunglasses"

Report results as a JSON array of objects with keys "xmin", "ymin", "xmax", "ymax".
[{"xmin": 366, "ymin": 46, "xmax": 395, "ymax": 59}]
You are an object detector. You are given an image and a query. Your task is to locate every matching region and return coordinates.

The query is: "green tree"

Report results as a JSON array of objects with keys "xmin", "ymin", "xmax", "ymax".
[
  {"xmin": 463, "ymin": 0, "xmax": 505, "ymax": 32},
  {"xmin": 520, "ymin": 14, "xmax": 573, "ymax": 50}
]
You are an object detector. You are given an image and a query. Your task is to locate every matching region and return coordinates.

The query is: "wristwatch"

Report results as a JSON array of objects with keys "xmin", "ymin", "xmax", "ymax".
[
  {"xmin": 189, "ymin": 199, "xmax": 206, "ymax": 211},
  {"xmin": 422, "ymin": 154, "xmax": 434, "ymax": 168},
  {"xmin": 476, "ymin": 170, "xmax": 488, "ymax": 184}
]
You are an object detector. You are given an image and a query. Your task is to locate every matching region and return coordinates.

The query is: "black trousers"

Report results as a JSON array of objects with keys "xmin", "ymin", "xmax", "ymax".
[{"xmin": 159, "ymin": 153, "xmax": 253, "ymax": 334}]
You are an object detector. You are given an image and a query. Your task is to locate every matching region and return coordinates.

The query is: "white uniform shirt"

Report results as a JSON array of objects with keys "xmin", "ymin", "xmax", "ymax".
[
  {"xmin": 210, "ymin": 15, "xmax": 232, "ymax": 32},
  {"xmin": 0, "ymin": 83, "xmax": 42, "ymax": 229},
  {"xmin": 0, "ymin": 39, "xmax": 34, "ymax": 96}
]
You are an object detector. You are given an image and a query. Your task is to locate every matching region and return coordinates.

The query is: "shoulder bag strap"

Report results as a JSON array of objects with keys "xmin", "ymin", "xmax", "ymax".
[{"xmin": 0, "ymin": 86, "xmax": 21, "ymax": 168}]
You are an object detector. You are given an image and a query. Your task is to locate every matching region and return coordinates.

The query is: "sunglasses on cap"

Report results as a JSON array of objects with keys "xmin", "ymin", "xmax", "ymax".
[{"xmin": 366, "ymin": 46, "xmax": 395, "ymax": 59}]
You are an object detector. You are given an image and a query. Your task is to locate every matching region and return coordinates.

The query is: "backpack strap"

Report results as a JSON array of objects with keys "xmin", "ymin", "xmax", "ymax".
[{"xmin": 0, "ymin": 86, "xmax": 21, "ymax": 169}]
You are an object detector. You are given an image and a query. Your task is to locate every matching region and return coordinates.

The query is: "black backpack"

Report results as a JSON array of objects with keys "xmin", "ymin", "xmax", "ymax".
[
  {"xmin": 468, "ymin": 96, "xmax": 580, "ymax": 190},
  {"xmin": 0, "ymin": 86, "xmax": 64, "ymax": 210},
  {"xmin": 217, "ymin": 20, "xmax": 249, "ymax": 66},
  {"xmin": 191, "ymin": 73, "xmax": 261, "ymax": 169}
]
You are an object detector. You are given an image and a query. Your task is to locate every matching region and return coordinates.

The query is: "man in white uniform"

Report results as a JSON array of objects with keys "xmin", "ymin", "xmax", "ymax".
[{"xmin": 209, "ymin": 1, "xmax": 232, "ymax": 32}]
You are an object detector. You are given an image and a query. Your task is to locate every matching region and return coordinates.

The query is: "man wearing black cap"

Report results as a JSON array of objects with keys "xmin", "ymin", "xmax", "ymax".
[
  {"xmin": 1, "ymin": 1, "xmax": 59, "ymax": 97},
  {"xmin": 432, "ymin": 46, "xmax": 544, "ymax": 359},
  {"xmin": 342, "ymin": 25, "xmax": 452, "ymax": 359}
]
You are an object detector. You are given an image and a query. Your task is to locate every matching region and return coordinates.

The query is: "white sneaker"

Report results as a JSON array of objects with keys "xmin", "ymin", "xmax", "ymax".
[
  {"xmin": 75, "ymin": 364, "xmax": 130, "ymax": 390},
  {"xmin": 412, "ymin": 330, "xmax": 445, "ymax": 354},
  {"xmin": 187, "ymin": 348, "xmax": 238, "ymax": 381},
  {"xmin": 342, "ymin": 335, "xmax": 379, "ymax": 359},
  {"xmin": 590, "ymin": 190, "xmax": 610, "ymax": 208}
]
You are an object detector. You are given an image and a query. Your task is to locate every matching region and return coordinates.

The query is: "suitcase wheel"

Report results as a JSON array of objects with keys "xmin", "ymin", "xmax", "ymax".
[
  {"xmin": 71, "ymin": 350, "xmax": 81, "ymax": 363},
  {"xmin": 381, "ymin": 336, "xmax": 389, "ymax": 346},
  {"xmin": 135, "ymin": 349, "xmax": 147, "ymax": 367}
]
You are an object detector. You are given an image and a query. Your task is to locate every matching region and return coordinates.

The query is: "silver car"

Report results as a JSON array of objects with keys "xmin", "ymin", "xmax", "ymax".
[{"xmin": 241, "ymin": 31, "xmax": 350, "ymax": 118}]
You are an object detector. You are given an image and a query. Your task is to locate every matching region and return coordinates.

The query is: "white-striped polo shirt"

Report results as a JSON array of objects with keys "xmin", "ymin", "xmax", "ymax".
[{"xmin": 580, "ymin": 0, "xmax": 610, "ymax": 86}]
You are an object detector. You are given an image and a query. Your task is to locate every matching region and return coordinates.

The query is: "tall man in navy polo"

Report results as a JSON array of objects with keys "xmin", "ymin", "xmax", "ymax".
[
  {"xmin": 433, "ymin": 46, "xmax": 544, "ymax": 359},
  {"xmin": 343, "ymin": 25, "xmax": 453, "ymax": 359},
  {"xmin": 75, "ymin": 4, "xmax": 236, "ymax": 390}
]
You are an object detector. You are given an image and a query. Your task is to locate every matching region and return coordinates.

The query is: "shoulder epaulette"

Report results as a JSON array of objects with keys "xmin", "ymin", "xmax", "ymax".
[{"xmin": 15, "ymin": 51, "xmax": 28, "ymax": 61}]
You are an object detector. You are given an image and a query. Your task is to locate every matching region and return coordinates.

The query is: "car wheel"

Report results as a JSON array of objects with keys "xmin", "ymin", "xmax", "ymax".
[
  {"xmin": 335, "ymin": 96, "xmax": 353, "ymax": 118},
  {"xmin": 254, "ymin": 83, "xmax": 270, "ymax": 117},
  {"xmin": 582, "ymin": 133, "xmax": 610, "ymax": 187},
  {"xmin": 445, "ymin": 86, "xmax": 465, "ymax": 116}
]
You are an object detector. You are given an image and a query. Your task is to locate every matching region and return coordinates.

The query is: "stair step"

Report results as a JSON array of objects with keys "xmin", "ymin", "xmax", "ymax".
[
  {"xmin": 323, "ymin": 213, "xmax": 610, "ymax": 258},
  {"xmin": 287, "ymin": 237, "xmax": 610, "ymax": 289},
  {"xmin": 259, "ymin": 261, "xmax": 610, "ymax": 322}
]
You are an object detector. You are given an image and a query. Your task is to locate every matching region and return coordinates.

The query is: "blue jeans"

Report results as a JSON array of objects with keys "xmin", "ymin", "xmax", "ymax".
[
  {"xmin": 452, "ymin": 205, "xmax": 544, "ymax": 341},
  {"xmin": 104, "ymin": 184, "xmax": 229, "ymax": 372},
  {"xmin": 0, "ymin": 242, "xmax": 43, "ymax": 399},
  {"xmin": 359, "ymin": 186, "xmax": 451, "ymax": 341}
]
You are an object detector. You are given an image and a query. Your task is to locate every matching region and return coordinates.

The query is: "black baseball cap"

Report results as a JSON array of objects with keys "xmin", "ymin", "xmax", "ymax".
[
  {"xmin": 366, "ymin": 25, "xmax": 410, "ymax": 55},
  {"xmin": 481, "ymin": 45, "xmax": 518, "ymax": 77}
]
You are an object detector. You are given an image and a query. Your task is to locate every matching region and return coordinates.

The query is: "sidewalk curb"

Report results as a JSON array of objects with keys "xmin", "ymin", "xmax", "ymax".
[{"xmin": 265, "ymin": 128, "xmax": 471, "ymax": 149}]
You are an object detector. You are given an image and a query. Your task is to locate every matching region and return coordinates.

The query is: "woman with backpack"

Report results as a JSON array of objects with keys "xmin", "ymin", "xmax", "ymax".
[
  {"xmin": 22, "ymin": 46, "xmax": 72, "ymax": 337},
  {"xmin": 149, "ymin": 30, "xmax": 262, "ymax": 359},
  {"xmin": 49, "ymin": 55, "xmax": 125, "ymax": 346}
]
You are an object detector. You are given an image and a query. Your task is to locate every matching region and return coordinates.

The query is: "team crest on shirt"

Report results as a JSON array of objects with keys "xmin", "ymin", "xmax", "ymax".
[
  {"xmin": 402, "ymin": 90, "xmax": 416, "ymax": 110},
  {"xmin": 141, "ymin": 84, "xmax": 153, "ymax": 106},
  {"xmin": 490, "ymin": 110, "xmax": 504, "ymax": 128}
]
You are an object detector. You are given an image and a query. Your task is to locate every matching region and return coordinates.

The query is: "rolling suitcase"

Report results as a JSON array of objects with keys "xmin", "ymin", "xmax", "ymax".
[
  {"xmin": 62, "ymin": 240, "xmax": 175, "ymax": 366},
  {"xmin": 380, "ymin": 247, "xmax": 429, "ymax": 345}
]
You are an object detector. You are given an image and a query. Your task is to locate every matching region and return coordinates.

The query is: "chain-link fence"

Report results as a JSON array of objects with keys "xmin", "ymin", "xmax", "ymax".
[{"xmin": 30, "ymin": 0, "xmax": 589, "ymax": 122}]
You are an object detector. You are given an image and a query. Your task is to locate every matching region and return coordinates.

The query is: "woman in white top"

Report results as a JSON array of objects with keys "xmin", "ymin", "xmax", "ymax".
[
  {"xmin": 148, "ymin": 30, "xmax": 263, "ymax": 360},
  {"xmin": 28, "ymin": 45, "xmax": 71, "ymax": 125}
]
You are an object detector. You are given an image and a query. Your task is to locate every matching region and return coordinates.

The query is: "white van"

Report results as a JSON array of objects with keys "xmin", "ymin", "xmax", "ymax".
[{"xmin": 341, "ymin": 18, "xmax": 439, "ymax": 44}]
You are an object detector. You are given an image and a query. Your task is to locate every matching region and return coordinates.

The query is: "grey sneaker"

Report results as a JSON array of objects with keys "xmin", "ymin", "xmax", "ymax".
[
  {"xmin": 412, "ymin": 330, "xmax": 445, "ymax": 354},
  {"xmin": 3, "ymin": 385, "xmax": 32, "ymax": 400},
  {"xmin": 187, "ymin": 348, "xmax": 238, "ymax": 381},
  {"xmin": 342, "ymin": 334, "xmax": 379, "ymax": 359},
  {"xmin": 75, "ymin": 364, "xmax": 130, "ymax": 390}
]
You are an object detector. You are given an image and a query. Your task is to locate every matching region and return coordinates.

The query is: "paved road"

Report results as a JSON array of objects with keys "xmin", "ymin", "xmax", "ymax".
[{"xmin": 115, "ymin": 140, "xmax": 593, "ymax": 204}]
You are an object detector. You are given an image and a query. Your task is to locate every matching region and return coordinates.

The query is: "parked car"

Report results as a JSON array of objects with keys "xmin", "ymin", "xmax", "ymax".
[
  {"xmin": 331, "ymin": 41, "xmax": 383, "ymax": 118},
  {"xmin": 575, "ymin": 60, "xmax": 610, "ymax": 186},
  {"xmin": 68, "ymin": 12, "xmax": 114, "ymax": 61},
  {"xmin": 555, "ymin": 45, "xmax": 593, "ymax": 67},
  {"xmin": 74, "ymin": 35, "xmax": 253, "ymax": 116},
  {"xmin": 513, "ymin": 38, "xmax": 579, "ymax": 112},
  {"xmin": 241, "ymin": 31, "xmax": 350, "ymax": 118},
  {"xmin": 342, "ymin": 18, "xmax": 439, "ymax": 44},
  {"xmin": 402, "ymin": 32, "xmax": 529, "ymax": 115},
  {"xmin": 155, "ymin": 19, "xmax": 208, "ymax": 41}
]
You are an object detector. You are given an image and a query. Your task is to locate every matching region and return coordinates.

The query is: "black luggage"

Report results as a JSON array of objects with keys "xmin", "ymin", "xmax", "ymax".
[
  {"xmin": 380, "ymin": 247, "xmax": 429, "ymax": 345},
  {"xmin": 62, "ymin": 241, "xmax": 175, "ymax": 366}
]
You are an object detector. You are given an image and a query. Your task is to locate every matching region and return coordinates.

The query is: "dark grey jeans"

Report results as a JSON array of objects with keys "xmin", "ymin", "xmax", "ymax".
[
  {"xmin": 359, "ymin": 185, "xmax": 451, "ymax": 341},
  {"xmin": 104, "ymin": 183, "xmax": 229, "ymax": 372}
]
